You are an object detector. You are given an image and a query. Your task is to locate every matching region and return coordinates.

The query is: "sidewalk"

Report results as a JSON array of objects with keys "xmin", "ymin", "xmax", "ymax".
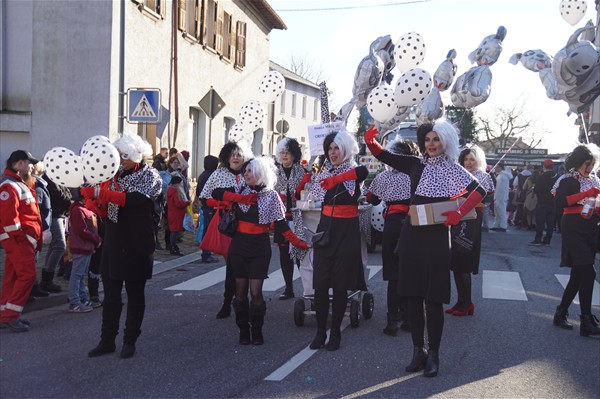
[{"xmin": 0, "ymin": 229, "xmax": 205, "ymax": 314}]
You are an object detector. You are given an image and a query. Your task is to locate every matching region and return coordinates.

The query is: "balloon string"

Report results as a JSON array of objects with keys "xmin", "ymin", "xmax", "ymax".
[{"xmin": 579, "ymin": 113, "xmax": 590, "ymax": 144}]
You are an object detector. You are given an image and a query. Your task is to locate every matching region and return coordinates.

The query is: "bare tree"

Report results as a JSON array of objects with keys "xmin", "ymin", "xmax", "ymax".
[
  {"xmin": 286, "ymin": 52, "xmax": 329, "ymax": 84},
  {"xmin": 477, "ymin": 103, "xmax": 545, "ymax": 152}
]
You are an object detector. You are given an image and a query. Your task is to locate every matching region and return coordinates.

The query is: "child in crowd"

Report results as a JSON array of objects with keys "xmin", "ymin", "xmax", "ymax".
[
  {"xmin": 167, "ymin": 173, "xmax": 190, "ymax": 255},
  {"xmin": 67, "ymin": 194, "xmax": 101, "ymax": 313}
]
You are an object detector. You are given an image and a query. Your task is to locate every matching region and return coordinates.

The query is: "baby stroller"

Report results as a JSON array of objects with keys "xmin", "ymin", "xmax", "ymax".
[{"xmin": 291, "ymin": 208, "xmax": 374, "ymax": 328}]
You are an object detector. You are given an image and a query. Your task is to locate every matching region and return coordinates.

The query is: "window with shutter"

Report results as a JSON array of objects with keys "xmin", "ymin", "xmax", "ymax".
[
  {"xmin": 280, "ymin": 91, "xmax": 286, "ymax": 114},
  {"xmin": 178, "ymin": 0, "xmax": 186, "ymax": 31},
  {"xmin": 195, "ymin": 0, "xmax": 203, "ymax": 39},
  {"xmin": 291, "ymin": 93, "xmax": 297, "ymax": 117},
  {"xmin": 205, "ymin": 0, "xmax": 217, "ymax": 50},
  {"xmin": 131, "ymin": 0, "xmax": 165, "ymax": 19},
  {"xmin": 215, "ymin": 3, "xmax": 223, "ymax": 55},
  {"xmin": 228, "ymin": 15, "xmax": 236, "ymax": 61},
  {"xmin": 302, "ymin": 96, "xmax": 307, "ymax": 119},
  {"xmin": 235, "ymin": 21, "xmax": 246, "ymax": 69}
]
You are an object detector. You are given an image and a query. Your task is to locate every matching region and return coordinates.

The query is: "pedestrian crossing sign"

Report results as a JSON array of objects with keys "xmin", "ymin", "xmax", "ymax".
[{"xmin": 127, "ymin": 88, "xmax": 161, "ymax": 123}]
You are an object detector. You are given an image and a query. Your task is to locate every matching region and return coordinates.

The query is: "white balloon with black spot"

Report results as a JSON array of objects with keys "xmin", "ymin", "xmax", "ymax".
[
  {"xmin": 43, "ymin": 147, "xmax": 84, "ymax": 188},
  {"xmin": 393, "ymin": 32, "xmax": 426, "ymax": 73},
  {"xmin": 80, "ymin": 135, "xmax": 111, "ymax": 157},
  {"xmin": 238, "ymin": 100, "xmax": 265, "ymax": 131},
  {"xmin": 82, "ymin": 141, "xmax": 120, "ymax": 185},
  {"xmin": 228, "ymin": 123, "xmax": 250, "ymax": 142},
  {"xmin": 371, "ymin": 203, "xmax": 385, "ymax": 232},
  {"xmin": 367, "ymin": 85, "xmax": 398, "ymax": 123},
  {"xmin": 259, "ymin": 71, "xmax": 285, "ymax": 103},
  {"xmin": 559, "ymin": 0, "xmax": 587, "ymax": 26},
  {"xmin": 394, "ymin": 68, "xmax": 432, "ymax": 107}
]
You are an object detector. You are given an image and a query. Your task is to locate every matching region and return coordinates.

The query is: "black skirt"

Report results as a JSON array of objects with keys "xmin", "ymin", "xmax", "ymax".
[
  {"xmin": 396, "ymin": 217, "xmax": 451, "ymax": 304},
  {"xmin": 313, "ymin": 215, "xmax": 367, "ymax": 291},
  {"xmin": 450, "ymin": 210, "xmax": 483, "ymax": 274},
  {"xmin": 560, "ymin": 213, "xmax": 599, "ymax": 268},
  {"xmin": 382, "ymin": 212, "xmax": 406, "ymax": 281},
  {"xmin": 228, "ymin": 232, "xmax": 272, "ymax": 279}
]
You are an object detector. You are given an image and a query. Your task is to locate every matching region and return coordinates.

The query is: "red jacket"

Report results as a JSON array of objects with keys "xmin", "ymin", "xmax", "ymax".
[
  {"xmin": 0, "ymin": 170, "xmax": 42, "ymax": 247},
  {"xmin": 167, "ymin": 186, "xmax": 190, "ymax": 232},
  {"xmin": 68, "ymin": 201, "xmax": 101, "ymax": 255}
]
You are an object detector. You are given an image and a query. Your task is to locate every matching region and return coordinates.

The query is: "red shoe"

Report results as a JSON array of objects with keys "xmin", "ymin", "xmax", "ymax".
[
  {"xmin": 452, "ymin": 303, "xmax": 474, "ymax": 316},
  {"xmin": 445, "ymin": 307, "xmax": 456, "ymax": 314}
]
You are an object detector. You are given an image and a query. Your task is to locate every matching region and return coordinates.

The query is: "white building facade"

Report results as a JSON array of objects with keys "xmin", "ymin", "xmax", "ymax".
[{"xmin": 0, "ymin": 0, "xmax": 285, "ymax": 177}]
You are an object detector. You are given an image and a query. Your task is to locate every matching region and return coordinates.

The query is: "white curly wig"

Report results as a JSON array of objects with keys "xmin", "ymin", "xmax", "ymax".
[
  {"xmin": 433, "ymin": 120, "xmax": 461, "ymax": 162},
  {"xmin": 323, "ymin": 129, "xmax": 359, "ymax": 163},
  {"xmin": 460, "ymin": 145, "xmax": 487, "ymax": 172},
  {"xmin": 246, "ymin": 156, "xmax": 278, "ymax": 189},
  {"xmin": 113, "ymin": 134, "xmax": 153, "ymax": 163}
]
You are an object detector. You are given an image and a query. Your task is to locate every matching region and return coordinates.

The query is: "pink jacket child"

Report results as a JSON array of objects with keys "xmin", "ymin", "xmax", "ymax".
[{"xmin": 167, "ymin": 175, "xmax": 191, "ymax": 233}]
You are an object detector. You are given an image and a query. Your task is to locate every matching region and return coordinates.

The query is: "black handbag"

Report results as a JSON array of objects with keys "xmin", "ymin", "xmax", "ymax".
[
  {"xmin": 311, "ymin": 186, "xmax": 339, "ymax": 249},
  {"xmin": 218, "ymin": 204, "xmax": 238, "ymax": 237}
]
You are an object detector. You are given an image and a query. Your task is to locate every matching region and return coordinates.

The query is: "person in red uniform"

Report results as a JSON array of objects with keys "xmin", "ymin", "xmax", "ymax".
[{"xmin": 0, "ymin": 150, "xmax": 43, "ymax": 332}]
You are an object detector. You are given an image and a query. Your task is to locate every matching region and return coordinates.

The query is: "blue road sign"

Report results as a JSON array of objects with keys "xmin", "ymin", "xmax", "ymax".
[{"xmin": 127, "ymin": 88, "xmax": 161, "ymax": 123}]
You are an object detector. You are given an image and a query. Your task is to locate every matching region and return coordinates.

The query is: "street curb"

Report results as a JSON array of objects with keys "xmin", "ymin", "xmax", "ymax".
[{"xmin": 23, "ymin": 251, "xmax": 204, "ymax": 314}]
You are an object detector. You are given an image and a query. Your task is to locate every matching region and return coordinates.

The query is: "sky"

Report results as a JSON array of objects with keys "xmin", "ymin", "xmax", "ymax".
[{"xmin": 268, "ymin": 0, "xmax": 598, "ymax": 153}]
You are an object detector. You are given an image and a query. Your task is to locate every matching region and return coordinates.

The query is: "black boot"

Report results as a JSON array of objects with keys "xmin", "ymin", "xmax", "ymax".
[
  {"xmin": 310, "ymin": 328, "xmax": 327, "ymax": 349},
  {"xmin": 216, "ymin": 301, "xmax": 232, "ymax": 319},
  {"xmin": 580, "ymin": 314, "xmax": 600, "ymax": 337},
  {"xmin": 170, "ymin": 245, "xmax": 181, "ymax": 256},
  {"xmin": 233, "ymin": 299, "xmax": 251, "ymax": 345},
  {"xmin": 405, "ymin": 347, "xmax": 428, "ymax": 372},
  {"xmin": 326, "ymin": 328, "xmax": 341, "ymax": 351},
  {"xmin": 40, "ymin": 270, "xmax": 61, "ymax": 293},
  {"xmin": 88, "ymin": 302, "xmax": 123, "ymax": 357},
  {"xmin": 383, "ymin": 312, "xmax": 400, "ymax": 336},
  {"xmin": 30, "ymin": 283, "xmax": 49, "ymax": 298},
  {"xmin": 121, "ymin": 304, "xmax": 145, "ymax": 358},
  {"xmin": 553, "ymin": 306, "xmax": 573, "ymax": 330},
  {"xmin": 424, "ymin": 349, "xmax": 440, "ymax": 377},
  {"xmin": 250, "ymin": 302, "xmax": 267, "ymax": 345}
]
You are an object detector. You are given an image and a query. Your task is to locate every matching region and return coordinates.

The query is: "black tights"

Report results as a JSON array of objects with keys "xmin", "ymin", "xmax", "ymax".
[
  {"xmin": 387, "ymin": 280, "xmax": 400, "ymax": 314},
  {"xmin": 452, "ymin": 272, "xmax": 472, "ymax": 311},
  {"xmin": 278, "ymin": 243, "xmax": 295, "ymax": 292},
  {"xmin": 559, "ymin": 264, "xmax": 596, "ymax": 315},
  {"xmin": 314, "ymin": 288, "xmax": 346, "ymax": 332},
  {"xmin": 407, "ymin": 296, "xmax": 444, "ymax": 351},
  {"xmin": 235, "ymin": 278, "xmax": 265, "ymax": 306}
]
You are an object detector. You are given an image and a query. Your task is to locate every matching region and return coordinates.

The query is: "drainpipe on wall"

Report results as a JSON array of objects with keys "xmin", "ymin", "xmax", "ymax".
[
  {"xmin": 118, "ymin": 0, "xmax": 125, "ymax": 135},
  {"xmin": 172, "ymin": 0, "xmax": 179, "ymax": 147}
]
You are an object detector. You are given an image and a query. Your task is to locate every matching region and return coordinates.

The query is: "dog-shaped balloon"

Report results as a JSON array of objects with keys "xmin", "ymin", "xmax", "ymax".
[
  {"xmin": 509, "ymin": 50, "xmax": 563, "ymax": 100},
  {"xmin": 552, "ymin": 22, "xmax": 600, "ymax": 114},
  {"xmin": 416, "ymin": 50, "xmax": 457, "ymax": 124},
  {"xmin": 451, "ymin": 27, "xmax": 506, "ymax": 108}
]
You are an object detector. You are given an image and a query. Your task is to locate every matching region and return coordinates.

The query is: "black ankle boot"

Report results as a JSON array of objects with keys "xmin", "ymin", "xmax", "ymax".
[
  {"xmin": 216, "ymin": 302, "xmax": 232, "ymax": 319},
  {"xmin": 383, "ymin": 312, "xmax": 399, "ymax": 336},
  {"xmin": 580, "ymin": 314, "xmax": 600, "ymax": 337},
  {"xmin": 423, "ymin": 350, "xmax": 439, "ymax": 377},
  {"xmin": 88, "ymin": 340, "xmax": 116, "ymax": 357},
  {"xmin": 120, "ymin": 343, "xmax": 136, "ymax": 358},
  {"xmin": 405, "ymin": 347, "xmax": 428, "ymax": 372},
  {"xmin": 310, "ymin": 328, "xmax": 327, "ymax": 349},
  {"xmin": 250, "ymin": 302, "xmax": 266, "ymax": 345},
  {"xmin": 553, "ymin": 306, "xmax": 573, "ymax": 330},
  {"xmin": 40, "ymin": 270, "xmax": 62, "ymax": 293},
  {"xmin": 326, "ymin": 329, "xmax": 341, "ymax": 351}
]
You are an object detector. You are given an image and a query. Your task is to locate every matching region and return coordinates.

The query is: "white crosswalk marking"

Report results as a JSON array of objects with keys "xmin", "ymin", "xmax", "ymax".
[
  {"xmin": 555, "ymin": 274, "xmax": 600, "ymax": 306},
  {"xmin": 482, "ymin": 270, "xmax": 528, "ymax": 301},
  {"xmin": 164, "ymin": 266, "xmax": 226, "ymax": 291}
]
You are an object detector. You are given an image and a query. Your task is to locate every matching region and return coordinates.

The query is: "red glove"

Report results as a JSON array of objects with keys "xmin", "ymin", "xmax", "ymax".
[
  {"xmin": 84, "ymin": 198, "xmax": 104, "ymax": 217},
  {"xmin": 295, "ymin": 173, "xmax": 312, "ymax": 195},
  {"xmin": 99, "ymin": 188, "xmax": 126, "ymax": 207},
  {"xmin": 279, "ymin": 193, "xmax": 286, "ymax": 202},
  {"xmin": 222, "ymin": 191, "xmax": 258, "ymax": 205},
  {"xmin": 80, "ymin": 186, "xmax": 98, "ymax": 199},
  {"xmin": 282, "ymin": 229, "xmax": 308, "ymax": 250},
  {"xmin": 364, "ymin": 125, "xmax": 383, "ymax": 156},
  {"xmin": 206, "ymin": 198, "xmax": 230, "ymax": 209},
  {"xmin": 320, "ymin": 168, "xmax": 358, "ymax": 190},
  {"xmin": 442, "ymin": 191, "xmax": 483, "ymax": 227},
  {"xmin": 566, "ymin": 187, "xmax": 600, "ymax": 206}
]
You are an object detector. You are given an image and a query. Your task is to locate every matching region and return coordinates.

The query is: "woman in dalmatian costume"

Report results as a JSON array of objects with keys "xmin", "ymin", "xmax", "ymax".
[
  {"xmin": 81, "ymin": 134, "xmax": 162, "ymax": 359},
  {"xmin": 367, "ymin": 138, "xmax": 420, "ymax": 337},
  {"xmin": 211, "ymin": 157, "xmax": 308, "ymax": 345},
  {"xmin": 448, "ymin": 146, "xmax": 495, "ymax": 317},
  {"xmin": 273, "ymin": 138, "xmax": 308, "ymax": 300},
  {"xmin": 200, "ymin": 141, "xmax": 252, "ymax": 319},
  {"xmin": 365, "ymin": 120, "xmax": 486, "ymax": 377},
  {"xmin": 308, "ymin": 130, "xmax": 369, "ymax": 352},
  {"xmin": 551, "ymin": 144, "xmax": 600, "ymax": 337}
]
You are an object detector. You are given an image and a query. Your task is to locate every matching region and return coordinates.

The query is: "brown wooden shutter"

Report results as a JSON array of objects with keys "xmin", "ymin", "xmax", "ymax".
[
  {"xmin": 178, "ymin": 0, "xmax": 186, "ymax": 31},
  {"xmin": 201, "ymin": 0, "xmax": 209, "ymax": 45},
  {"xmin": 159, "ymin": 0, "xmax": 166, "ymax": 18},
  {"xmin": 229, "ymin": 16, "xmax": 236, "ymax": 61},
  {"xmin": 236, "ymin": 21, "xmax": 246, "ymax": 68},
  {"xmin": 215, "ymin": 2, "xmax": 223, "ymax": 54},
  {"xmin": 195, "ymin": 0, "xmax": 202, "ymax": 38}
]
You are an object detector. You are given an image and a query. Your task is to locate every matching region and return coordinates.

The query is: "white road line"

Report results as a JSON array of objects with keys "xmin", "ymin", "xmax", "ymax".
[
  {"xmin": 164, "ymin": 266, "xmax": 226, "ymax": 291},
  {"xmin": 555, "ymin": 274, "xmax": 600, "ymax": 306},
  {"xmin": 482, "ymin": 270, "xmax": 528, "ymax": 301},
  {"xmin": 264, "ymin": 266, "xmax": 381, "ymax": 382},
  {"xmin": 263, "ymin": 268, "xmax": 300, "ymax": 291}
]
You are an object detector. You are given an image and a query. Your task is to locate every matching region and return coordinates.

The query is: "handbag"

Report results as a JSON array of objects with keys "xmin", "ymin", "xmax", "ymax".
[
  {"xmin": 217, "ymin": 204, "xmax": 238, "ymax": 237},
  {"xmin": 451, "ymin": 219, "xmax": 477, "ymax": 254},
  {"xmin": 200, "ymin": 211, "xmax": 232, "ymax": 256},
  {"xmin": 312, "ymin": 186, "xmax": 339, "ymax": 249}
]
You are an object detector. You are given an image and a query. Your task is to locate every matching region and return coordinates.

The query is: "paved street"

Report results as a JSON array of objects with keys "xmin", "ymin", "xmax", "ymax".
[{"xmin": 1, "ymin": 227, "xmax": 599, "ymax": 398}]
